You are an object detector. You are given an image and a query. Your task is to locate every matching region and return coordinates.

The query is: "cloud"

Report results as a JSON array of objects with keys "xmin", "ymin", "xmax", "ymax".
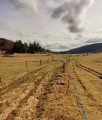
[
  {"xmin": 85, "ymin": 38, "xmax": 102, "ymax": 44},
  {"xmin": 1, "ymin": 0, "xmax": 38, "ymax": 15},
  {"xmin": 96, "ymin": 29, "xmax": 102, "ymax": 33},
  {"xmin": 44, "ymin": 43, "xmax": 70, "ymax": 52},
  {"xmin": 0, "ymin": 22, "xmax": 9, "ymax": 30},
  {"xmin": 0, "ymin": 0, "xmax": 101, "ymax": 52},
  {"xmin": 50, "ymin": 0, "xmax": 95, "ymax": 33},
  {"xmin": 46, "ymin": 0, "xmax": 59, "ymax": 9},
  {"xmin": 58, "ymin": 45, "xmax": 68, "ymax": 49}
]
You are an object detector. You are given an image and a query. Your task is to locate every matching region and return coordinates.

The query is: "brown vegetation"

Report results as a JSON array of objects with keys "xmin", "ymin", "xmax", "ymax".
[{"xmin": 0, "ymin": 53, "xmax": 102, "ymax": 120}]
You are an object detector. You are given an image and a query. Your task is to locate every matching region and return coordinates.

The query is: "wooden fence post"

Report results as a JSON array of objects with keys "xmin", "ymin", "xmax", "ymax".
[
  {"xmin": 66, "ymin": 79, "xmax": 70, "ymax": 95},
  {"xmin": 52, "ymin": 57, "xmax": 53, "ymax": 61},
  {"xmin": 68, "ymin": 79, "xmax": 69, "ymax": 88},
  {"xmin": 26, "ymin": 61, "xmax": 28, "ymax": 72},
  {"xmin": 0, "ymin": 72, "xmax": 2, "ymax": 89},
  {"xmin": 40, "ymin": 60, "xmax": 42, "ymax": 66},
  {"xmin": 0, "ymin": 74, "xmax": 1, "ymax": 83},
  {"xmin": 63, "ymin": 62, "xmax": 65, "ymax": 73}
]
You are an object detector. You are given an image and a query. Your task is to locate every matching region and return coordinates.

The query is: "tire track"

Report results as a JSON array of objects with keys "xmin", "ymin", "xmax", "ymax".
[
  {"xmin": 72, "ymin": 66, "xmax": 86, "ymax": 91},
  {"xmin": 5, "ymin": 68, "xmax": 52, "ymax": 120},
  {"xmin": 72, "ymin": 63, "xmax": 95, "ymax": 101},
  {"xmin": 0, "ymin": 62, "xmax": 55, "ymax": 96},
  {"xmin": 13, "ymin": 60, "xmax": 64, "ymax": 120},
  {"xmin": 71, "ymin": 60, "xmax": 102, "ymax": 113},
  {"xmin": 65, "ymin": 62, "xmax": 87, "ymax": 120},
  {"xmin": 0, "ymin": 65, "xmax": 47, "ymax": 95},
  {"xmin": 67, "ymin": 60, "xmax": 102, "ymax": 120},
  {"xmin": 0, "ymin": 61, "xmax": 57, "ymax": 120},
  {"xmin": 74, "ymin": 59, "xmax": 102, "ymax": 79},
  {"xmin": 0, "ymin": 65, "xmax": 51, "ymax": 108}
]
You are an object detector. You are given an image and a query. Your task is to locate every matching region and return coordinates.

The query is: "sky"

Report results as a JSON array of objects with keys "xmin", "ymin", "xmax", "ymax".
[{"xmin": 0, "ymin": 0, "xmax": 102, "ymax": 51}]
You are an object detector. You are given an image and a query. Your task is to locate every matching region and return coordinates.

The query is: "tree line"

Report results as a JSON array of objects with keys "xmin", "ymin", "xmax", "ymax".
[{"xmin": 0, "ymin": 38, "xmax": 50, "ymax": 54}]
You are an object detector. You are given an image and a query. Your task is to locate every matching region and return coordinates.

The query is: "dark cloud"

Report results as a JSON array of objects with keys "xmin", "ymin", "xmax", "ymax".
[{"xmin": 51, "ymin": 0, "xmax": 94, "ymax": 33}]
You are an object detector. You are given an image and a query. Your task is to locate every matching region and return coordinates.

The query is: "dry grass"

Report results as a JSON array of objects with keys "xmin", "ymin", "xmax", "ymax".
[
  {"xmin": 0, "ymin": 53, "xmax": 55, "ymax": 88},
  {"xmin": 0, "ymin": 53, "xmax": 102, "ymax": 120}
]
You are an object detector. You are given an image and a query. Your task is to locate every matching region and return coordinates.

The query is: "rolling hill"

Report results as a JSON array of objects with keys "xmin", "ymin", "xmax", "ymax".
[{"xmin": 59, "ymin": 43, "xmax": 102, "ymax": 54}]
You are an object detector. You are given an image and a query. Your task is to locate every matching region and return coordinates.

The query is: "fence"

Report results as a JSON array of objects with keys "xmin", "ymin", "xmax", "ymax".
[{"xmin": 65, "ymin": 58, "xmax": 87, "ymax": 120}]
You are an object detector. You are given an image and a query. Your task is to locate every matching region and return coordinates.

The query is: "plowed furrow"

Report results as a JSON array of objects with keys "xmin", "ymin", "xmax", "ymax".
[
  {"xmin": 75, "ymin": 59, "xmax": 102, "ymax": 79},
  {"xmin": 5, "ymin": 69, "xmax": 51, "ymax": 120}
]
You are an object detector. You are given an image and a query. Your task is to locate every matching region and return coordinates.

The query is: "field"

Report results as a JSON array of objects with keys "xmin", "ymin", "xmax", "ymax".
[{"xmin": 0, "ymin": 53, "xmax": 102, "ymax": 120}]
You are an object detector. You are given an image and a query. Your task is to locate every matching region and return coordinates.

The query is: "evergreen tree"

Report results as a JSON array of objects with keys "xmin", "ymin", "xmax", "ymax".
[
  {"xmin": 0, "ymin": 38, "xmax": 50, "ymax": 54},
  {"xmin": 12, "ymin": 40, "xmax": 23, "ymax": 53}
]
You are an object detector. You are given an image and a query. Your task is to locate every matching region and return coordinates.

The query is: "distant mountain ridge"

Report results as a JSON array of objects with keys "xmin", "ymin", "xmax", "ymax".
[{"xmin": 59, "ymin": 43, "xmax": 102, "ymax": 54}]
